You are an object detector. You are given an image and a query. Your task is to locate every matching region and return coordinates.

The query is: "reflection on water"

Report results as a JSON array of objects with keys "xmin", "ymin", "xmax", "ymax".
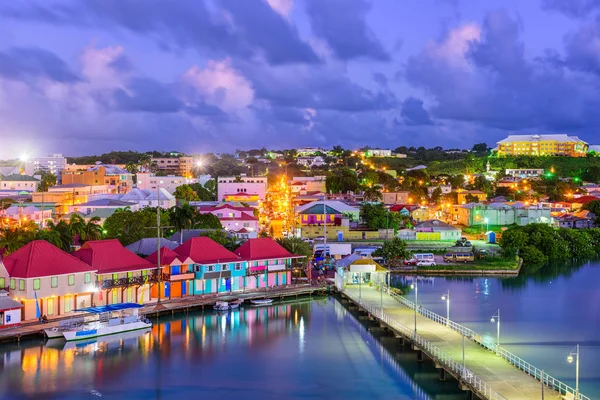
[
  {"xmin": 0, "ymin": 298, "xmax": 468, "ymax": 400},
  {"xmin": 391, "ymin": 260, "xmax": 600, "ymax": 398}
]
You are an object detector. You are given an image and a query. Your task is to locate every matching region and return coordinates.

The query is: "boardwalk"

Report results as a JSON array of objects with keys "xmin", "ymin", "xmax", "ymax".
[{"xmin": 344, "ymin": 285, "xmax": 567, "ymax": 400}]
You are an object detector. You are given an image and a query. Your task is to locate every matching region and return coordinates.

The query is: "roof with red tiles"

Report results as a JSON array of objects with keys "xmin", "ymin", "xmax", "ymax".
[
  {"xmin": 233, "ymin": 238, "xmax": 302, "ymax": 261},
  {"xmin": 570, "ymin": 196, "xmax": 599, "ymax": 204},
  {"xmin": 218, "ymin": 213, "xmax": 258, "ymax": 221},
  {"xmin": 2, "ymin": 240, "xmax": 96, "ymax": 279},
  {"xmin": 197, "ymin": 204, "xmax": 255, "ymax": 213},
  {"xmin": 72, "ymin": 239, "xmax": 154, "ymax": 274},
  {"xmin": 146, "ymin": 247, "xmax": 182, "ymax": 266},
  {"xmin": 174, "ymin": 237, "xmax": 240, "ymax": 264}
]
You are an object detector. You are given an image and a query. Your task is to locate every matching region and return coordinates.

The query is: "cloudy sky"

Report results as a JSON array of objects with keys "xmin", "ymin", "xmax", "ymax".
[{"xmin": 1, "ymin": 0, "xmax": 599, "ymax": 158}]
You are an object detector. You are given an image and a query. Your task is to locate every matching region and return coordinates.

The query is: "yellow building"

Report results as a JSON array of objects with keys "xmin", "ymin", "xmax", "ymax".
[{"xmin": 497, "ymin": 134, "xmax": 588, "ymax": 157}]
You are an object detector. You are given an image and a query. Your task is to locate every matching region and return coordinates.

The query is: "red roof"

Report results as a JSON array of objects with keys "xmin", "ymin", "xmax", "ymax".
[
  {"xmin": 2, "ymin": 240, "xmax": 96, "ymax": 279},
  {"xmin": 174, "ymin": 237, "xmax": 240, "ymax": 264},
  {"xmin": 390, "ymin": 204, "xmax": 419, "ymax": 212},
  {"xmin": 223, "ymin": 192, "xmax": 258, "ymax": 198},
  {"xmin": 218, "ymin": 213, "xmax": 258, "ymax": 221},
  {"xmin": 197, "ymin": 204, "xmax": 254, "ymax": 213},
  {"xmin": 146, "ymin": 247, "xmax": 181, "ymax": 266},
  {"xmin": 233, "ymin": 238, "xmax": 299, "ymax": 261},
  {"xmin": 571, "ymin": 196, "xmax": 599, "ymax": 204},
  {"xmin": 72, "ymin": 239, "xmax": 154, "ymax": 274}
]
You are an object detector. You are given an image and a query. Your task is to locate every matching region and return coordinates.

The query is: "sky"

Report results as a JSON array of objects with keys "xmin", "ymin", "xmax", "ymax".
[{"xmin": 1, "ymin": 0, "xmax": 600, "ymax": 158}]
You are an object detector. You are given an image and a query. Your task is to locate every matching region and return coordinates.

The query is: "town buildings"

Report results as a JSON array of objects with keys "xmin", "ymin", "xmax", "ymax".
[
  {"xmin": 136, "ymin": 173, "xmax": 199, "ymax": 194},
  {"xmin": 360, "ymin": 149, "xmax": 392, "ymax": 157},
  {"xmin": 397, "ymin": 219, "xmax": 461, "ymax": 241},
  {"xmin": 24, "ymin": 154, "xmax": 68, "ymax": 177},
  {"xmin": 451, "ymin": 202, "xmax": 553, "ymax": 226},
  {"xmin": 151, "ymin": 156, "xmax": 194, "ymax": 176},
  {"xmin": 382, "ymin": 191, "xmax": 411, "ymax": 205},
  {"xmin": 217, "ymin": 176, "xmax": 267, "ymax": 202},
  {"xmin": 0, "ymin": 174, "xmax": 40, "ymax": 192},
  {"xmin": 62, "ymin": 165, "xmax": 134, "ymax": 194},
  {"xmin": 0, "ymin": 240, "xmax": 97, "ymax": 321},
  {"xmin": 197, "ymin": 204, "xmax": 259, "ymax": 238},
  {"xmin": 290, "ymin": 176, "xmax": 327, "ymax": 194},
  {"xmin": 1, "ymin": 205, "xmax": 52, "ymax": 226},
  {"xmin": 297, "ymin": 156, "xmax": 325, "ymax": 168},
  {"xmin": 505, "ymin": 168, "xmax": 545, "ymax": 178},
  {"xmin": 496, "ymin": 134, "xmax": 588, "ymax": 157}
]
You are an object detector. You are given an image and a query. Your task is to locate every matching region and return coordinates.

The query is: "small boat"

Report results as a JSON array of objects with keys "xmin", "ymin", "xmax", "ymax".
[
  {"xmin": 214, "ymin": 301, "xmax": 230, "ymax": 311},
  {"xmin": 60, "ymin": 303, "xmax": 152, "ymax": 342},
  {"xmin": 251, "ymin": 298, "xmax": 273, "ymax": 307},
  {"xmin": 229, "ymin": 299, "xmax": 243, "ymax": 309},
  {"xmin": 44, "ymin": 316, "xmax": 86, "ymax": 339}
]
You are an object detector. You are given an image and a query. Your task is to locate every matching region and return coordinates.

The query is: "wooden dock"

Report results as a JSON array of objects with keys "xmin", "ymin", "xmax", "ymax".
[{"xmin": 0, "ymin": 284, "xmax": 326, "ymax": 344}]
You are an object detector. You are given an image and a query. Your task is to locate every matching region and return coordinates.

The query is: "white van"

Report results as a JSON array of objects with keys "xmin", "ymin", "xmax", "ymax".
[{"xmin": 414, "ymin": 253, "xmax": 435, "ymax": 262}]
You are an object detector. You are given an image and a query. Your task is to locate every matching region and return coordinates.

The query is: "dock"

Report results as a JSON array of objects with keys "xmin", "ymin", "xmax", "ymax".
[
  {"xmin": 0, "ymin": 284, "xmax": 325, "ymax": 344},
  {"xmin": 342, "ymin": 285, "xmax": 586, "ymax": 400}
]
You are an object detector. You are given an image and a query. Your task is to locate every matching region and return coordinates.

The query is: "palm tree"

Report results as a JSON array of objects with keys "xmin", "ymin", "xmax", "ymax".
[
  {"xmin": 363, "ymin": 185, "xmax": 383, "ymax": 202},
  {"xmin": 35, "ymin": 229, "xmax": 63, "ymax": 248},
  {"xmin": 68, "ymin": 214, "xmax": 86, "ymax": 239},
  {"xmin": 276, "ymin": 237, "xmax": 312, "ymax": 259},
  {"xmin": 46, "ymin": 220, "xmax": 74, "ymax": 252},
  {"xmin": 0, "ymin": 226, "xmax": 37, "ymax": 254},
  {"xmin": 82, "ymin": 216, "xmax": 103, "ymax": 241},
  {"xmin": 170, "ymin": 204, "xmax": 196, "ymax": 244}
]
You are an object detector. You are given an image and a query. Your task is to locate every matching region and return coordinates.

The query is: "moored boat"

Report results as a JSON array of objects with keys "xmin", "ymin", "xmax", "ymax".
[
  {"xmin": 214, "ymin": 301, "xmax": 230, "ymax": 311},
  {"xmin": 60, "ymin": 303, "xmax": 151, "ymax": 342},
  {"xmin": 250, "ymin": 299, "xmax": 273, "ymax": 307}
]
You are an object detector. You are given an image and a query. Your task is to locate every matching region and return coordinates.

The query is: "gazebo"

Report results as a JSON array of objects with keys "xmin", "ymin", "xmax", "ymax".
[{"xmin": 335, "ymin": 258, "xmax": 389, "ymax": 293}]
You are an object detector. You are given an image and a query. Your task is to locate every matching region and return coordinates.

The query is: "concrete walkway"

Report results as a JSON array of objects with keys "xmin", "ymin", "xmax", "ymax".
[{"xmin": 345, "ymin": 285, "xmax": 562, "ymax": 400}]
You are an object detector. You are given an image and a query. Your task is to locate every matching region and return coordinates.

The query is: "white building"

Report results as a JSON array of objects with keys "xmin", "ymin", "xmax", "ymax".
[
  {"xmin": 1, "ymin": 205, "xmax": 53, "ymax": 226},
  {"xmin": 296, "ymin": 147, "xmax": 325, "ymax": 156},
  {"xmin": 427, "ymin": 184, "xmax": 452, "ymax": 197},
  {"xmin": 0, "ymin": 174, "xmax": 40, "ymax": 192},
  {"xmin": 290, "ymin": 176, "xmax": 327, "ymax": 193},
  {"xmin": 25, "ymin": 154, "xmax": 68, "ymax": 177},
  {"xmin": 136, "ymin": 173, "xmax": 199, "ymax": 194},
  {"xmin": 297, "ymin": 156, "xmax": 325, "ymax": 168},
  {"xmin": 362, "ymin": 149, "xmax": 392, "ymax": 157},
  {"xmin": 505, "ymin": 168, "xmax": 545, "ymax": 178},
  {"xmin": 121, "ymin": 188, "xmax": 176, "ymax": 209},
  {"xmin": 217, "ymin": 176, "xmax": 267, "ymax": 201}
]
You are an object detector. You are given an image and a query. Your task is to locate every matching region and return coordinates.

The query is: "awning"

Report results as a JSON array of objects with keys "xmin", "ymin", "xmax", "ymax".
[{"xmin": 74, "ymin": 303, "xmax": 143, "ymax": 314}]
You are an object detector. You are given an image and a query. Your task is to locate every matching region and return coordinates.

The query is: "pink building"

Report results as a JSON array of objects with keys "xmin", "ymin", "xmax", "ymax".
[{"xmin": 197, "ymin": 204, "xmax": 259, "ymax": 238}]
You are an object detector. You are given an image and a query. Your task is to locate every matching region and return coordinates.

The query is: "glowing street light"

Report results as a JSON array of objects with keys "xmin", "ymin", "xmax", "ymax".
[
  {"xmin": 441, "ymin": 291, "xmax": 450, "ymax": 326},
  {"xmin": 410, "ymin": 280, "xmax": 418, "ymax": 339},
  {"xmin": 491, "ymin": 309, "xmax": 501, "ymax": 350},
  {"xmin": 567, "ymin": 344, "xmax": 580, "ymax": 399}
]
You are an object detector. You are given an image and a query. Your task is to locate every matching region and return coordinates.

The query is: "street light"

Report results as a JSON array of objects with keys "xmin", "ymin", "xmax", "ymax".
[
  {"xmin": 491, "ymin": 309, "xmax": 500, "ymax": 350},
  {"xmin": 441, "ymin": 291, "xmax": 450, "ymax": 326},
  {"xmin": 567, "ymin": 344, "xmax": 580, "ymax": 400},
  {"xmin": 484, "ymin": 217, "xmax": 489, "ymax": 233},
  {"xmin": 410, "ymin": 280, "xmax": 418, "ymax": 339}
]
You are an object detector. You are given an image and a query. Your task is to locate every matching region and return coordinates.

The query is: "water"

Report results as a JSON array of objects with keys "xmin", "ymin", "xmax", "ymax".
[
  {"xmin": 0, "ymin": 298, "xmax": 467, "ymax": 400},
  {"xmin": 393, "ymin": 260, "xmax": 600, "ymax": 398}
]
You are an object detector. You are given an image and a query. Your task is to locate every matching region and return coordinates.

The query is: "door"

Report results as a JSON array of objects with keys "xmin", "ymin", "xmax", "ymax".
[
  {"xmin": 47, "ymin": 298, "xmax": 55, "ymax": 316},
  {"xmin": 225, "ymin": 278, "xmax": 231, "ymax": 292},
  {"xmin": 204, "ymin": 279, "xmax": 212, "ymax": 294},
  {"xmin": 164, "ymin": 282, "xmax": 170, "ymax": 298}
]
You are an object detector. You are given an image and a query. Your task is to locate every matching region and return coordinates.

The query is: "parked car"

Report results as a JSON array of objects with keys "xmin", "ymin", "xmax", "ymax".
[
  {"xmin": 443, "ymin": 252, "xmax": 475, "ymax": 263},
  {"xmin": 403, "ymin": 258, "xmax": 418, "ymax": 266},
  {"xmin": 464, "ymin": 241, "xmax": 472, "ymax": 247},
  {"xmin": 417, "ymin": 259, "xmax": 436, "ymax": 267}
]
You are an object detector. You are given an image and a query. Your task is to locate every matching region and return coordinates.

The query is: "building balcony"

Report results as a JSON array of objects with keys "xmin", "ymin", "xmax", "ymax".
[
  {"xmin": 169, "ymin": 273, "xmax": 195, "ymax": 281},
  {"xmin": 97, "ymin": 272, "xmax": 170, "ymax": 290}
]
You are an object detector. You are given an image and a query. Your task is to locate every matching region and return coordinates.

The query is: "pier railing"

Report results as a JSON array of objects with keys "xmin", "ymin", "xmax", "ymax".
[
  {"xmin": 344, "ymin": 289, "xmax": 508, "ymax": 400},
  {"xmin": 385, "ymin": 286, "xmax": 590, "ymax": 400}
]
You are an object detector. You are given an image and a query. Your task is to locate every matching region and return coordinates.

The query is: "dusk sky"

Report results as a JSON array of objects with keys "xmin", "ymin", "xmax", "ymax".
[{"xmin": 1, "ymin": 0, "xmax": 600, "ymax": 158}]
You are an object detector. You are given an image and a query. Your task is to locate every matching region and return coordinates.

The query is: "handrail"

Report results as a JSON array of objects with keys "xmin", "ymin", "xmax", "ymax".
[
  {"xmin": 384, "ymin": 286, "xmax": 590, "ymax": 400},
  {"xmin": 344, "ymin": 289, "xmax": 508, "ymax": 400}
]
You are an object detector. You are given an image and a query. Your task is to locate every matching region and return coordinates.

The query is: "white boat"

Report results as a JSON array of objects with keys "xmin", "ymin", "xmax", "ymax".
[
  {"xmin": 44, "ymin": 316, "xmax": 86, "ymax": 339},
  {"xmin": 250, "ymin": 298, "xmax": 274, "ymax": 307},
  {"xmin": 214, "ymin": 301, "xmax": 230, "ymax": 311},
  {"xmin": 59, "ymin": 303, "xmax": 152, "ymax": 342}
]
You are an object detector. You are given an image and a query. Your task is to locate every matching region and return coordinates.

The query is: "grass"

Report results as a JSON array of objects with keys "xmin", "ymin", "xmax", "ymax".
[{"xmin": 417, "ymin": 257, "xmax": 519, "ymax": 271}]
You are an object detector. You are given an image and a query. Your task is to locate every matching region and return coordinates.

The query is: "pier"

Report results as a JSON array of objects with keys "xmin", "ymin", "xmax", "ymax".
[
  {"xmin": 0, "ymin": 284, "xmax": 325, "ymax": 344},
  {"xmin": 341, "ymin": 284, "xmax": 587, "ymax": 400}
]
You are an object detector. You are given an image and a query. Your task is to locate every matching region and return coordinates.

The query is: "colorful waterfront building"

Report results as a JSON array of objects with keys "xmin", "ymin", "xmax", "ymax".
[
  {"xmin": 0, "ymin": 240, "xmax": 97, "ymax": 321},
  {"xmin": 72, "ymin": 239, "xmax": 156, "ymax": 305},
  {"xmin": 174, "ymin": 237, "xmax": 243, "ymax": 295},
  {"xmin": 233, "ymin": 238, "xmax": 305, "ymax": 289},
  {"xmin": 496, "ymin": 134, "xmax": 588, "ymax": 157},
  {"xmin": 146, "ymin": 247, "xmax": 195, "ymax": 299}
]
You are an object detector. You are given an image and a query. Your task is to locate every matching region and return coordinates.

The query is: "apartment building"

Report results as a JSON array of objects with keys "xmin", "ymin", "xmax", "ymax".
[
  {"xmin": 497, "ymin": 134, "xmax": 588, "ymax": 157},
  {"xmin": 151, "ymin": 156, "xmax": 194, "ymax": 177}
]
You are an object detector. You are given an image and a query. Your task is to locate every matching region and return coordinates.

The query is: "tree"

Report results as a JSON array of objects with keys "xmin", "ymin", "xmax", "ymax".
[
  {"xmin": 103, "ymin": 207, "xmax": 170, "ymax": 245},
  {"xmin": 174, "ymin": 184, "xmax": 200, "ymax": 202},
  {"xmin": 360, "ymin": 203, "xmax": 401, "ymax": 230},
  {"xmin": 499, "ymin": 227, "xmax": 528, "ymax": 257},
  {"xmin": 194, "ymin": 213, "xmax": 222, "ymax": 229},
  {"xmin": 583, "ymin": 200, "xmax": 600, "ymax": 225},
  {"xmin": 82, "ymin": 216, "xmax": 103, "ymax": 241},
  {"xmin": 431, "ymin": 187, "xmax": 443, "ymax": 204},
  {"xmin": 170, "ymin": 204, "xmax": 197, "ymax": 244},
  {"xmin": 373, "ymin": 238, "xmax": 412, "ymax": 266},
  {"xmin": 38, "ymin": 172, "xmax": 57, "ymax": 192},
  {"xmin": 363, "ymin": 185, "xmax": 383, "ymax": 202},
  {"xmin": 276, "ymin": 237, "xmax": 312, "ymax": 259},
  {"xmin": 326, "ymin": 168, "xmax": 359, "ymax": 194},
  {"xmin": 519, "ymin": 246, "xmax": 547, "ymax": 265},
  {"xmin": 465, "ymin": 193, "xmax": 480, "ymax": 203},
  {"xmin": 200, "ymin": 230, "xmax": 240, "ymax": 251},
  {"xmin": 45, "ymin": 220, "xmax": 74, "ymax": 251},
  {"xmin": 190, "ymin": 181, "xmax": 216, "ymax": 201},
  {"xmin": 472, "ymin": 143, "xmax": 489, "ymax": 153},
  {"xmin": 0, "ymin": 224, "xmax": 38, "ymax": 254}
]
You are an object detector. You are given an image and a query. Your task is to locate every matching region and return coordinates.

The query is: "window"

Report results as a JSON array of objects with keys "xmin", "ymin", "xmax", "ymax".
[
  {"xmin": 142, "ymin": 270, "xmax": 147, "ymax": 277},
  {"xmin": 51, "ymin": 276, "xmax": 58, "ymax": 288},
  {"xmin": 68, "ymin": 274, "xmax": 75, "ymax": 286},
  {"xmin": 84, "ymin": 273, "xmax": 91, "ymax": 284},
  {"xmin": 223, "ymin": 264, "xmax": 230, "ymax": 271},
  {"xmin": 235, "ymin": 263, "xmax": 242, "ymax": 271},
  {"xmin": 253, "ymin": 261, "xmax": 259, "ymax": 267},
  {"xmin": 0, "ymin": 277, "xmax": 4, "ymax": 288},
  {"xmin": 19, "ymin": 280, "xmax": 25, "ymax": 291},
  {"xmin": 33, "ymin": 279, "xmax": 40, "ymax": 290},
  {"xmin": 112, "ymin": 273, "xmax": 118, "ymax": 281},
  {"xmin": 207, "ymin": 265, "xmax": 215, "ymax": 272},
  {"xmin": 64, "ymin": 296, "xmax": 72, "ymax": 313},
  {"xmin": 10, "ymin": 279, "xmax": 15, "ymax": 290}
]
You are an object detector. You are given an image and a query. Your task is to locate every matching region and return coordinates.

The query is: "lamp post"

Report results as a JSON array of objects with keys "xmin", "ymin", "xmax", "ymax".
[
  {"xmin": 567, "ymin": 344, "xmax": 580, "ymax": 400},
  {"xmin": 483, "ymin": 217, "xmax": 489, "ymax": 234},
  {"xmin": 441, "ymin": 291, "xmax": 450, "ymax": 326},
  {"xmin": 410, "ymin": 279, "xmax": 418, "ymax": 339},
  {"xmin": 491, "ymin": 309, "xmax": 500, "ymax": 350}
]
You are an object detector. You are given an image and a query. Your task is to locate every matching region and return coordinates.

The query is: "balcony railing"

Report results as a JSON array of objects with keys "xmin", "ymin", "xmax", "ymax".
[{"xmin": 97, "ymin": 272, "xmax": 171, "ymax": 290}]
